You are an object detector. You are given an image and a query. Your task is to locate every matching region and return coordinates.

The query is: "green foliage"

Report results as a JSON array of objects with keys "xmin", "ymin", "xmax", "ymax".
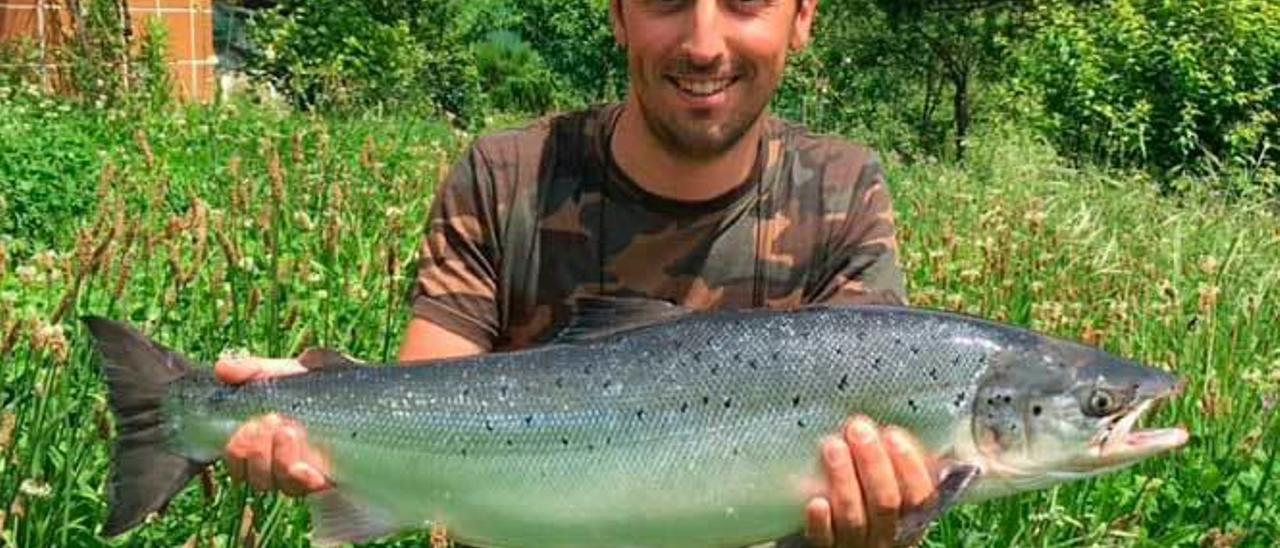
[
  {"xmin": 246, "ymin": 0, "xmax": 622, "ymax": 123},
  {"xmin": 1, "ymin": 99, "xmax": 1278, "ymax": 546},
  {"xmin": 472, "ymin": 31, "xmax": 561, "ymax": 115},
  {"xmin": 1017, "ymin": 0, "xmax": 1280, "ymax": 181},
  {"xmin": 0, "ymin": 0, "xmax": 179, "ymax": 113}
]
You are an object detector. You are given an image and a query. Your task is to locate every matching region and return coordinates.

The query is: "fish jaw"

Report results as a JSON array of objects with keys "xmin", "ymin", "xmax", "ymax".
[{"xmin": 1090, "ymin": 396, "xmax": 1189, "ymax": 469}]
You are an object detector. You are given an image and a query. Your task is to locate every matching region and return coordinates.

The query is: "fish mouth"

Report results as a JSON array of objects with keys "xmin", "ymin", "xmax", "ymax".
[{"xmin": 1091, "ymin": 388, "xmax": 1188, "ymax": 465}]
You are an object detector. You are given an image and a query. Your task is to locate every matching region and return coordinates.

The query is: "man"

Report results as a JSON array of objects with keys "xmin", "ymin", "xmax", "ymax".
[{"xmin": 216, "ymin": 0, "xmax": 940, "ymax": 546}]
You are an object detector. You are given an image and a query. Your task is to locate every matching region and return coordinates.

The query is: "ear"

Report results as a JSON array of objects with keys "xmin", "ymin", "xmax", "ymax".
[
  {"xmin": 610, "ymin": 0, "xmax": 628, "ymax": 49},
  {"xmin": 790, "ymin": 0, "xmax": 819, "ymax": 51}
]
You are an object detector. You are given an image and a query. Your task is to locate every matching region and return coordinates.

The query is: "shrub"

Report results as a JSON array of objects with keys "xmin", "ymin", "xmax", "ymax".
[{"xmin": 1017, "ymin": 0, "xmax": 1280, "ymax": 181}]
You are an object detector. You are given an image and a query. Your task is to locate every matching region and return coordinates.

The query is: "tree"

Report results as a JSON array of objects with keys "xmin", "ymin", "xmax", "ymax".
[{"xmin": 874, "ymin": 0, "xmax": 1033, "ymax": 161}]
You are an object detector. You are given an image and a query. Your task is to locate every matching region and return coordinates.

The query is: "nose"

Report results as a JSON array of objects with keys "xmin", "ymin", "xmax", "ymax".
[{"xmin": 683, "ymin": 0, "xmax": 727, "ymax": 68}]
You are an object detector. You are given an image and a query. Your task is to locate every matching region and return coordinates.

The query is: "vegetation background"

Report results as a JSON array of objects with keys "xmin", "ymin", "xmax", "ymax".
[{"xmin": 0, "ymin": 0, "xmax": 1277, "ymax": 546}]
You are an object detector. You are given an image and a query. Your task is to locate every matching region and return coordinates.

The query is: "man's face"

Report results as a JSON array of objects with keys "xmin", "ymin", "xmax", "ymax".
[{"xmin": 612, "ymin": 0, "xmax": 817, "ymax": 159}]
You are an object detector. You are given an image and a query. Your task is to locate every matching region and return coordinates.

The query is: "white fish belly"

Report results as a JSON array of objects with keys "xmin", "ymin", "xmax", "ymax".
[{"xmin": 312, "ymin": 410, "xmax": 844, "ymax": 548}]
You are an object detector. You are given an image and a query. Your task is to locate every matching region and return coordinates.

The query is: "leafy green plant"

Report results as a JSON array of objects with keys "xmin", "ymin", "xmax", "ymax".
[{"xmin": 1017, "ymin": 0, "xmax": 1280, "ymax": 185}]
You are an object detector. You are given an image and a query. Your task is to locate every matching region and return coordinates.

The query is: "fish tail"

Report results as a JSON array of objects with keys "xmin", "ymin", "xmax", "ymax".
[{"xmin": 84, "ymin": 316, "xmax": 211, "ymax": 537}]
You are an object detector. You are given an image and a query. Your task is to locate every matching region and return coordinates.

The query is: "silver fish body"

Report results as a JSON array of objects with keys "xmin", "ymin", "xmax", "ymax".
[{"xmin": 89, "ymin": 303, "xmax": 1187, "ymax": 547}]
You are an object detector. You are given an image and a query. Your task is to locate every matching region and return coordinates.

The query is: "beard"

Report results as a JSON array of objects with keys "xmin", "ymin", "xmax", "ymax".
[{"xmin": 632, "ymin": 56, "xmax": 775, "ymax": 160}]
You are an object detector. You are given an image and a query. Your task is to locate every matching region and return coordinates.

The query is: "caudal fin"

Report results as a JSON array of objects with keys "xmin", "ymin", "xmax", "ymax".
[{"xmin": 84, "ymin": 316, "xmax": 208, "ymax": 537}]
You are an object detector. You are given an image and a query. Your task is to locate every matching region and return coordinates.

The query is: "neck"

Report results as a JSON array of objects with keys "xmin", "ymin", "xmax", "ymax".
[{"xmin": 610, "ymin": 96, "xmax": 764, "ymax": 203}]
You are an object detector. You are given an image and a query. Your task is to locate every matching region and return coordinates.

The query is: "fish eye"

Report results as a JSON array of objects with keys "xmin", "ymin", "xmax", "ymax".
[{"xmin": 1083, "ymin": 389, "xmax": 1122, "ymax": 417}]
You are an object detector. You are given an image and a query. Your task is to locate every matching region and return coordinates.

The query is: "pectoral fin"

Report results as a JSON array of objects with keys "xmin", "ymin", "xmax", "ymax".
[
  {"xmin": 297, "ymin": 348, "xmax": 362, "ymax": 371},
  {"xmin": 894, "ymin": 463, "xmax": 981, "ymax": 546},
  {"xmin": 308, "ymin": 489, "xmax": 401, "ymax": 546}
]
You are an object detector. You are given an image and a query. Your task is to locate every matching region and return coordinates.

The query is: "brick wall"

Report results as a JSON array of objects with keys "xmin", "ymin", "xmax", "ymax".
[{"xmin": 0, "ymin": 0, "xmax": 216, "ymax": 101}]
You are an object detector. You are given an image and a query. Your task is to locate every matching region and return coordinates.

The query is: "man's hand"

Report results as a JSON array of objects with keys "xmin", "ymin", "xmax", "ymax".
[
  {"xmin": 804, "ymin": 416, "xmax": 937, "ymax": 548},
  {"xmin": 216, "ymin": 357, "xmax": 332, "ymax": 497}
]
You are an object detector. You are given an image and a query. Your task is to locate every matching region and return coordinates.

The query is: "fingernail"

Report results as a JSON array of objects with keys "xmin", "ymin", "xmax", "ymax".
[
  {"xmin": 883, "ymin": 428, "xmax": 906, "ymax": 452},
  {"xmin": 822, "ymin": 436, "xmax": 845, "ymax": 461},
  {"xmin": 849, "ymin": 417, "xmax": 877, "ymax": 443}
]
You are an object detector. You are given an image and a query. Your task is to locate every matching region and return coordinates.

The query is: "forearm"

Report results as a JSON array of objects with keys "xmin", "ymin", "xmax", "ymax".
[{"xmin": 397, "ymin": 316, "xmax": 487, "ymax": 363}]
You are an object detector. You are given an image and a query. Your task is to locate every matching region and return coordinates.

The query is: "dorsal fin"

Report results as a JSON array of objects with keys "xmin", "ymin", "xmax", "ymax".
[
  {"xmin": 297, "ymin": 348, "xmax": 362, "ymax": 371},
  {"xmin": 550, "ymin": 296, "xmax": 693, "ymax": 343}
]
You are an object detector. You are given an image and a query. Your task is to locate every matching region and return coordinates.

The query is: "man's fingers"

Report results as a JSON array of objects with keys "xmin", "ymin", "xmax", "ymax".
[
  {"xmin": 245, "ymin": 415, "xmax": 280, "ymax": 492},
  {"xmin": 289, "ymin": 462, "xmax": 331, "ymax": 493},
  {"xmin": 804, "ymin": 497, "xmax": 835, "ymax": 547},
  {"xmin": 215, "ymin": 357, "xmax": 307, "ymax": 385},
  {"xmin": 884, "ymin": 427, "xmax": 935, "ymax": 511},
  {"xmin": 845, "ymin": 417, "xmax": 900, "ymax": 548},
  {"xmin": 821, "ymin": 433, "xmax": 866, "ymax": 546},
  {"xmin": 273, "ymin": 424, "xmax": 332, "ymax": 496},
  {"xmin": 272, "ymin": 425, "xmax": 306, "ymax": 496},
  {"xmin": 225, "ymin": 425, "xmax": 251, "ymax": 483}
]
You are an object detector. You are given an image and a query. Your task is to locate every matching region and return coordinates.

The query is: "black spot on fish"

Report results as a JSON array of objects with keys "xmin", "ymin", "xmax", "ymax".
[
  {"xmin": 748, "ymin": 358, "xmax": 759, "ymax": 370},
  {"xmin": 987, "ymin": 397, "xmax": 996, "ymax": 406},
  {"xmin": 350, "ymin": 431, "xmax": 357, "ymax": 439},
  {"xmin": 837, "ymin": 374, "xmax": 850, "ymax": 391},
  {"xmin": 797, "ymin": 419, "xmax": 807, "ymax": 428},
  {"xmin": 702, "ymin": 396, "xmax": 711, "ymax": 406},
  {"xmin": 723, "ymin": 398, "xmax": 732, "ymax": 409},
  {"xmin": 499, "ymin": 385, "xmax": 509, "ymax": 397},
  {"xmin": 680, "ymin": 402, "xmax": 689, "ymax": 413},
  {"xmin": 524, "ymin": 415, "xmax": 533, "ymax": 427},
  {"xmin": 636, "ymin": 409, "xmax": 645, "ymax": 420},
  {"xmin": 462, "ymin": 387, "xmax": 470, "ymax": 397},
  {"xmin": 953, "ymin": 355, "xmax": 962, "ymax": 366},
  {"xmin": 291, "ymin": 402, "xmax": 301, "ymax": 412},
  {"xmin": 872, "ymin": 357, "xmax": 882, "ymax": 371},
  {"xmin": 710, "ymin": 365, "xmax": 719, "ymax": 375},
  {"xmin": 732, "ymin": 447, "xmax": 740, "ymax": 456},
  {"xmin": 460, "ymin": 448, "xmax": 468, "ymax": 457},
  {"xmin": 1002, "ymin": 395, "xmax": 1012, "ymax": 404},
  {"xmin": 583, "ymin": 364, "xmax": 592, "ymax": 375},
  {"xmin": 1032, "ymin": 405, "xmax": 1042, "ymax": 416},
  {"xmin": 856, "ymin": 331, "xmax": 866, "ymax": 341},
  {"xmin": 908, "ymin": 399, "xmax": 919, "ymax": 412},
  {"xmin": 792, "ymin": 395, "xmax": 801, "ymax": 407},
  {"xmin": 771, "ymin": 350, "xmax": 781, "ymax": 361},
  {"xmin": 602, "ymin": 379, "xmax": 612, "ymax": 389},
  {"xmin": 555, "ymin": 377, "xmax": 564, "ymax": 388},
  {"xmin": 928, "ymin": 368, "xmax": 939, "ymax": 381},
  {"xmin": 835, "ymin": 347, "xmax": 845, "ymax": 356},
  {"xmin": 485, "ymin": 420, "xmax": 494, "ymax": 432},
  {"xmin": 693, "ymin": 351, "xmax": 702, "ymax": 363},
  {"xmin": 910, "ymin": 345, "xmax": 920, "ymax": 355},
  {"xmin": 606, "ymin": 436, "xmax": 613, "ymax": 445},
  {"xmin": 588, "ymin": 444, "xmax": 595, "ymax": 451},
  {"xmin": 506, "ymin": 438, "xmax": 513, "ymax": 446},
  {"xmin": 893, "ymin": 337, "xmax": 902, "ymax": 346},
  {"xmin": 561, "ymin": 437, "xmax": 569, "ymax": 446},
  {"xmin": 733, "ymin": 352, "xmax": 742, "ymax": 362}
]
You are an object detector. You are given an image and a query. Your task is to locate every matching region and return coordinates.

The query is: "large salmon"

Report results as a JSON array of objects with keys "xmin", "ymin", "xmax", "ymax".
[{"xmin": 86, "ymin": 298, "xmax": 1187, "ymax": 547}]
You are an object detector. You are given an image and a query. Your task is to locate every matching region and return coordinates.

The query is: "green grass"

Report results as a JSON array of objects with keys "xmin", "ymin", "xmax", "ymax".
[{"xmin": 1, "ymin": 92, "xmax": 1277, "ymax": 547}]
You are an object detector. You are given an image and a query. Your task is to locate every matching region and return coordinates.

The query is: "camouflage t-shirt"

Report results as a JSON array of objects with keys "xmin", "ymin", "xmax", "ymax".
[{"xmin": 411, "ymin": 103, "xmax": 906, "ymax": 352}]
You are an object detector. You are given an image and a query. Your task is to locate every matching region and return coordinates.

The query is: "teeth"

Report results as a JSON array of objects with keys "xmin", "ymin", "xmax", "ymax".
[{"xmin": 674, "ymin": 78, "xmax": 732, "ymax": 96}]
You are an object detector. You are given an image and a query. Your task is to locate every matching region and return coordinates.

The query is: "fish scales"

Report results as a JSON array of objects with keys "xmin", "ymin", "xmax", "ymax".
[
  {"xmin": 89, "ymin": 303, "xmax": 1187, "ymax": 547},
  {"xmin": 172, "ymin": 307, "xmax": 997, "ymax": 547}
]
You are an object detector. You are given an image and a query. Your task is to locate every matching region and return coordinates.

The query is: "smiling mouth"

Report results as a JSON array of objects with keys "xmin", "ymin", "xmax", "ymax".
[{"xmin": 668, "ymin": 76, "xmax": 738, "ymax": 98}]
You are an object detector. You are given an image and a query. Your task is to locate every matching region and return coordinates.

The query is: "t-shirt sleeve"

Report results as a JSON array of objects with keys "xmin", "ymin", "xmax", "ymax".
[
  {"xmin": 409, "ymin": 144, "xmax": 502, "ymax": 350},
  {"xmin": 808, "ymin": 151, "xmax": 908, "ymax": 306}
]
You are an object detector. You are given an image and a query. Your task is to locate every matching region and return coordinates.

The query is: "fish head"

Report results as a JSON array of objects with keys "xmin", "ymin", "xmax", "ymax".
[{"xmin": 968, "ymin": 335, "xmax": 1187, "ymax": 494}]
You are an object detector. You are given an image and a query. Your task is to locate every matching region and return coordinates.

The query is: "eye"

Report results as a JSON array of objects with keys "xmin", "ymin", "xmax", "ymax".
[{"xmin": 1083, "ymin": 389, "xmax": 1122, "ymax": 417}]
